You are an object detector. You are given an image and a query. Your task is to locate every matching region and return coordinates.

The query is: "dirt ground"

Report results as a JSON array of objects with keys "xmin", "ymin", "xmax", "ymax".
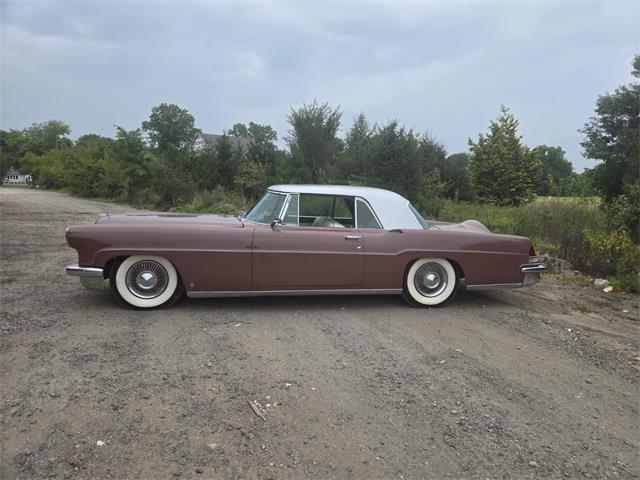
[{"xmin": 1, "ymin": 186, "xmax": 638, "ymax": 480}]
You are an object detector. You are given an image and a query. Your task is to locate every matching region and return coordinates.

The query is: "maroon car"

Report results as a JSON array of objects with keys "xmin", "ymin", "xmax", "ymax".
[{"xmin": 65, "ymin": 184, "xmax": 545, "ymax": 309}]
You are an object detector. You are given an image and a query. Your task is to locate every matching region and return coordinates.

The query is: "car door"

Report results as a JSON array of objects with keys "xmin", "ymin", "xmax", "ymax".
[
  {"xmin": 352, "ymin": 197, "xmax": 406, "ymax": 290},
  {"xmin": 252, "ymin": 194, "xmax": 364, "ymax": 289}
]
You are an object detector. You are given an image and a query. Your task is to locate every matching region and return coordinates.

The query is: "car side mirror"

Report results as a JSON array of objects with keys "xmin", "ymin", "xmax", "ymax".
[{"xmin": 271, "ymin": 218, "xmax": 282, "ymax": 231}]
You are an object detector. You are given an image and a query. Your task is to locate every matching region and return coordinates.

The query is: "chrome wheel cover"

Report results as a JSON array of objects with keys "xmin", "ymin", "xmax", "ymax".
[
  {"xmin": 414, "ymin": 262, "xmax": 448, "ymax": 298},
  {"xmin": 125, "ymin": 260, "xmax": 169, "ymax": 299}
]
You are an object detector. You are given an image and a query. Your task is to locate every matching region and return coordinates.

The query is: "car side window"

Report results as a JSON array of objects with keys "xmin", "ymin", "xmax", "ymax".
[
  {"xmin": 356, "ymin": 199, "xmax": 382, "ymax": 229},
  {"xmin": 299, "ymin": 194, "xmax": 355, "ymax": 228},
  {"xmin": 283, "ymin": 194, "xmax": 299, "ymax": 225}
]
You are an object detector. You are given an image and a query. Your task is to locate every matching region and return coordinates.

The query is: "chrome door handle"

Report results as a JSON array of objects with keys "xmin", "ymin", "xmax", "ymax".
[{"xmin": 345, "ymin": 235, "xmax": 362, "ymax": 241}]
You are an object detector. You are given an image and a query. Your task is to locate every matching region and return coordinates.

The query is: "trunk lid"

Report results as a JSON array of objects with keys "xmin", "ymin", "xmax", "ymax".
[{"xmin": 431, "ymin": 219, "xmax": 491, "ymax": 234}]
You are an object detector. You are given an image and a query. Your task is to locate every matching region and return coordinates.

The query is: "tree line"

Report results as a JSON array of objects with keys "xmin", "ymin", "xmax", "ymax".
[
  {"xmin": 0, "ymin": 104, "xmax": 590, "ymax": 206},
  {"xmin": 1, "ymin": 56, "xmax": 637, "ymax": 240}
]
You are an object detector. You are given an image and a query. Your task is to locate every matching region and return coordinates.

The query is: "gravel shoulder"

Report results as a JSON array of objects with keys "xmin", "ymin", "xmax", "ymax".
[{"xmin": 1, "ymin": 187, "xmax": 638, "ymax": 479}]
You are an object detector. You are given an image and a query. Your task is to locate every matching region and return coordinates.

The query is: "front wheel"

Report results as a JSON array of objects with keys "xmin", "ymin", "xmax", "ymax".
[
  {"xmin": 403, "ymin": 258, "xmax": 458, "ymax": 307},
  {"xmin": 110, "ymin": 256, "xmax": 183, "ymax": 309}
]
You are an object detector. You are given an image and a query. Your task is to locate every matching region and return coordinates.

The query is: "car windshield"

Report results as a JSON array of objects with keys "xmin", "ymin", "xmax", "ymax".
[
  {"xmin": 408, "ymin": 203, "xmax": 432, "ymax": 229},
  {"xmin": 244, "ymin": 191, "xmax": 286, "ymax": 224}
]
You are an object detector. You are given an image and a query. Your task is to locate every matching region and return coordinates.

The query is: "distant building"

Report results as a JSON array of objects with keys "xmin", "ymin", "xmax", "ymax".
[
  {"xmin": 189, "ymin": 133, "xmax": 251, "ymax": 153},
  {"xmin": 2, "ymin": 168, "xmax": 31, "ymax": 185}
]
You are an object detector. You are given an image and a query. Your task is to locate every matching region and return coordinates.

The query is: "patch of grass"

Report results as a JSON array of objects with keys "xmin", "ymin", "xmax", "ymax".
[
  {"xmin": 432, "ymin": 199, "xmax": 525, "ymax": 235},
  {"xmin": 573, "ymin": 303, "xmax": 593, "ymax": 314}
]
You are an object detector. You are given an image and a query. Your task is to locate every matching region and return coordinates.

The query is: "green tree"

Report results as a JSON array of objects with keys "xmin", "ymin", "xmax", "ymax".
[
  {"xmin": 150, "ymin": 156, "xmax": 196, "ymax": 209},
  {"xmin": 581, "ymin": 55, "xmax": 639, "ymax": 201},
  {"xmin": 581, "ymin": 55, "xmax": 640, "ymax": 240},
  {"xmin": 112, "ymin": 127, "xmax": 152, "ymax": 203},
  {"xmin": 67, "ymin": 134, "xmax": 117, "ymax": 197},
  {"xmin": 419, "ymin": 134, "xmax": 446, "ymax": 172},
  {"xmin": 214, "ymin": 134, "xmax": 240, "ymax": 190},
  {"xmin": 531, "ymin": 145, "xmax": 574, "ymax": 196},
  {"xmin": 1, "ymin": 121, "xmax": 71, "ymax": 184},
  {"xmin": 366, "ymin": 121, "xmax": 423, "ymax": 201},
  {"xmin": 287, "ymin": 101, "xmax": 342, "ymax": 182},
  {"xmin": 340, "ymin": 113, "xmax": 372, "ymax": 183},
  {"xmin": 228, "ymin": 123, "xmax": 249, "ymax": 138},
  {"xmin": 21, "ymin": 149, "xmax": 71, "ymax": 188},
  {"xmin": 188, "ymin": 144, "xmax": 221, "ymax": 191},
  {"xmin": 142, "ymin": 103, "xmax": 198, "ymax": 152},
  {"xmin": 469, "ymin": 106, "xmax": 541, "ymax": 205},
  {"xmin": 231, "ymin": 122, "xmax": 280, "ymax": 180},
  {"xmin": 0, "ymin": 129, "xmax": 27, "ymax": 179},
  {"xmin": 235, "ymin": 160, "xmax": 267, "ymax": 199},
  {"xmin": 75, "ymin": 134, "xmax": 114, "ymax": 149},
  {"xmin": 559, "ymin": 168, "xmax": 596, "ymax": 198},
  {"xmin": 25, "ymin": 120, "xmax": 71, "ymax": 153},
  {"xmin": 441, "ymin": 153, "xmax": 474, "ymax": 201}
]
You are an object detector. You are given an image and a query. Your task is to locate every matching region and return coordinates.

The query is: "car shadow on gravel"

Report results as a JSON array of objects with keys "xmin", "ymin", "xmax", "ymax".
[{"xmin": 173, "ymin": 288, "xmax": 508, "ymax": 313}]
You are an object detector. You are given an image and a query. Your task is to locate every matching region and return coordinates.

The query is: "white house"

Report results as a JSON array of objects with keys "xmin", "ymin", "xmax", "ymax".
[
  {"xmin": 189, "ymin": 133, "xmax": 251, "ymax": 153},
  {"xmin": 2, "ymin": 168, "xmax": 31, "ymax": 185}
]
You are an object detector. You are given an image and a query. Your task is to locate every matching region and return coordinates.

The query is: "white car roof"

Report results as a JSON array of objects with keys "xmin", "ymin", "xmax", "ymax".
[{"xmin": 268, "ymin": 184, "xmax": 423, "ymax": 230}]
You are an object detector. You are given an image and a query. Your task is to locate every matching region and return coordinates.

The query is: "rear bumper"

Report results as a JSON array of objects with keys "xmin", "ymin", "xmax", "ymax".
[
  {"xmin": 66, "ymin": 264, "xmax": 107, "ymax": 290},
  {"xmin": 520, "ymin": 261, "xmax": 546, "ymax": 287}
]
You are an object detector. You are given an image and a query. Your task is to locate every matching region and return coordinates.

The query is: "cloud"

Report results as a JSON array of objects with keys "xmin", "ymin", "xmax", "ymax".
[{"xmin": 1, "ymin": 0, "xmax": 637, "ymax": 170}]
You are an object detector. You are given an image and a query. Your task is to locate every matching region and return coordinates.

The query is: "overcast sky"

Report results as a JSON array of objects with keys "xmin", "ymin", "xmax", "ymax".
[{"xmin": 1, "ymin": 1, "xmax": 637, "ymax": 170}]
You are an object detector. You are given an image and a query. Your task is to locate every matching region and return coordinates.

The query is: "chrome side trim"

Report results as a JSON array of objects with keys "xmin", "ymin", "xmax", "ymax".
[
  {"xmin": 464, "ymin": 283, "xmax": 522, "ymax": 290},
  {"xmin": 187, "ymin": 288, "xmax": 402, "ymax": 298},
  {"xmin": 66, "ymin": 264, "xmax": 104, "ymax": 277}
]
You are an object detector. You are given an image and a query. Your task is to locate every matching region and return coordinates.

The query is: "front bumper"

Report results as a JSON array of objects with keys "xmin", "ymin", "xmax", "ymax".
[{"xmin": 66, "ymin": 264, "xmax": 107, "ymax": 290}]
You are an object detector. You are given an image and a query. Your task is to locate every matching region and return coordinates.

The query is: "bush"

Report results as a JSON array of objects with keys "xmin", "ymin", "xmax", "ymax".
[
  {"xmin": 606, "ymin": 185, "xmax": 640, "ymax": 243},
  {"xmin": 585, "ymin": 229, "xmax": 640, "ymax": 292},
  {"xmin": 516, "ymin": 198, "xmax": 606, "ymax": 268},
  {"xmin": 180, "ymin": 186, "xmax": 246, "ymax": 215},
  {"xmin": 431, "ymin": 196, "xmax": 638, "ymax": 292}
]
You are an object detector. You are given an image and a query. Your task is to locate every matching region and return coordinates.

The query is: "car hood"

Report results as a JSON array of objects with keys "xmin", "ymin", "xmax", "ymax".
[
  {"xmin": 95, "ymin": 213, "xmax": 244, "ymax": 227},
  {"xmin": 432, "ymin": 219, "xmax": 491, "ymax": 234}
]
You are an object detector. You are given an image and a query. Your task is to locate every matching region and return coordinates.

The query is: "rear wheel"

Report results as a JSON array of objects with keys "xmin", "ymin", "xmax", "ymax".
[
  {"xmin": 110, "ymin": 256, "xmax": 183, "ymax": 309},
  {"xmin": 403, "ymin": 258, "xmax": 457, "ymax": 307}
]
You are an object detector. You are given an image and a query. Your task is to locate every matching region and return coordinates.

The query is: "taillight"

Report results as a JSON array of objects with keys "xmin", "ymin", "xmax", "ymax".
[{"xmin": 529, "ymin": 245, "xmax": 536, "ymax": 257}]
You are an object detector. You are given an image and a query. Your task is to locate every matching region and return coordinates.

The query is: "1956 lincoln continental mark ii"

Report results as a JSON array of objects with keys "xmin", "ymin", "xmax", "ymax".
[{"xmin": 65, "ymin": 185, "xmax": 546, "ymax": 309}]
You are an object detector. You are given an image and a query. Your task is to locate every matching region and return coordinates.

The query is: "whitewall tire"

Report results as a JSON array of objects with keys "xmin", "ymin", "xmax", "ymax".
[
  {"xmin": 110, "ymin": 256, "xmax": 182, "ymax": 309},
  {"xmin": 403, "ymin": 258, "xmax": 457, "ymax": 307}
]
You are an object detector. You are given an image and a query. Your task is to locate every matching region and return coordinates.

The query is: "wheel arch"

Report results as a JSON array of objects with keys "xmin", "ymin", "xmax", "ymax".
[
  {"xmin": 446, "ymin": 258, "xmax": 465, "ymax": 283},
  {"xmin": 103, "ymin": 254, "xmax": 185, "ymax": 288}
]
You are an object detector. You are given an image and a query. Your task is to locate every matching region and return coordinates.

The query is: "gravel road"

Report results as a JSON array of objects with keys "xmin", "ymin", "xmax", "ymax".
[{"xmin": 1, "ymin": 187, "xmax": 638, "ymax": 480}]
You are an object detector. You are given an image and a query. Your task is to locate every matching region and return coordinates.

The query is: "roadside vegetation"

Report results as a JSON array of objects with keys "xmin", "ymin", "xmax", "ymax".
[{"xmin": 1, "ymin": 57, "xmax": 638, "ymax": 292}]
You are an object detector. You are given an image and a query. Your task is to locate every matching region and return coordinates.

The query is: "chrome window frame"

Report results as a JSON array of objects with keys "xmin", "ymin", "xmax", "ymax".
[
  {"xmin": 406, "ymin": 202, "xmax": 433, "ymax": 230},
  {"xmin": 355, "ymin": 197, "xmax": 383, "ymax": 229},
  {"xmin": 280, "ymin": 193, "xmax": 300, "ymax": 226},
  {"xmin": 262, "ymin": 189, "xmax": 386, "ymax": 230},
  {"xmin": 242, "ymin": 191, "xmax": 288, "ymax": 225}
]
